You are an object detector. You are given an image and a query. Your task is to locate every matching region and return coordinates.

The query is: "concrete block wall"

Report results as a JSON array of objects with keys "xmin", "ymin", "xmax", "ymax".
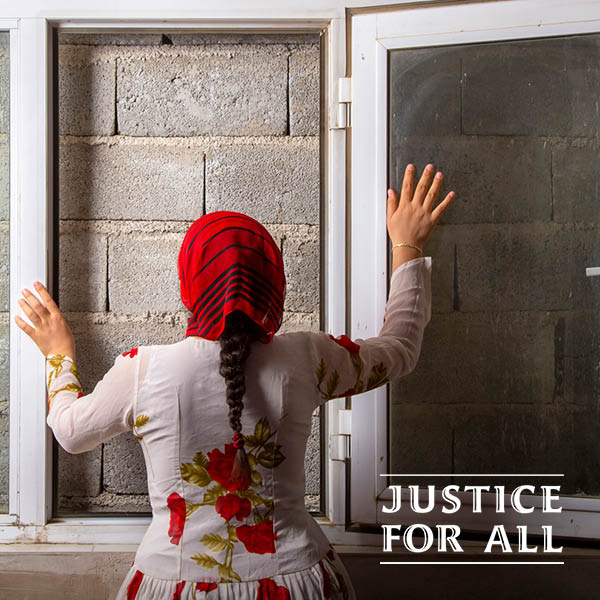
[
  {"xmin": 55, "ymin": 31, "xmax": 322, "ymax": 514},
  {"xmin": 388, "ymin": 35, "xmax": 600, "ymax": 494},
  {"xmin": 0, "ymin": 31, "xmax": 9, "ymax": 514}
]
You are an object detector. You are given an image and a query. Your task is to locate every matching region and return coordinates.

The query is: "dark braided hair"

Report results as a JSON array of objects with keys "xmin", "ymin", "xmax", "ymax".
[{"xmin": 218, "ymin": 310, "xmax": 264, "ymax": 487}]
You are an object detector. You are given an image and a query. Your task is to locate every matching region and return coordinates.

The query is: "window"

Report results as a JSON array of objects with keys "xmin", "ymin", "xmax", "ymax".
[
  {"xmin": 1, "ymin": 14, "xmax": 353, "ymax": 547},
  {"xmin": 350, "ymin": 0, "xmax": 600, "ymax": 541}
]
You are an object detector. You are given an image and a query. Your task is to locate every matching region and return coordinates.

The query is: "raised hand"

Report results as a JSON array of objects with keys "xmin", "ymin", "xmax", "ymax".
[
  {"xmin": 14, "ymin": 281, "xmax": 76, "ymax": 359},
  {"xmin": 387, "ymin": 162, "xmax": 455, "ymax": 257}
]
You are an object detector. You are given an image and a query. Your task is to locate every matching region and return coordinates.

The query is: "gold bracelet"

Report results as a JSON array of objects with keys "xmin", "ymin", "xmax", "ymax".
[{"xmin": 392, "ymin": 242, "xmax": 422, "ymax": 255}]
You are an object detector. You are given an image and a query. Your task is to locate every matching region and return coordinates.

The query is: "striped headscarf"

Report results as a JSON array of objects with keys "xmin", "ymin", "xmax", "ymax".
[{"xmin": 177, "ymin": 211, "xmax": 286, "ymax": 343}]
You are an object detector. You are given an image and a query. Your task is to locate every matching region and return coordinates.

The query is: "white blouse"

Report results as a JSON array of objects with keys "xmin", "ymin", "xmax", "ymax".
[{"xmin": 45, "ymin": 255, "xmax": 432, "ymax": 600}]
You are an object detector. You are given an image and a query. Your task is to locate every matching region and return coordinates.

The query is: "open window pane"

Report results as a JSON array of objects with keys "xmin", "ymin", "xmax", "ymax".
[
  {"xmin": 55, "ymin": 30, "xmax": 322, "ymax": 516},
  {"xmin": 0, "ymin": 30, "xmax": 9, "ymax": 514},
  {"xmin": 388, "ymin": 33, "xmax": 600, "ymax": 497}
]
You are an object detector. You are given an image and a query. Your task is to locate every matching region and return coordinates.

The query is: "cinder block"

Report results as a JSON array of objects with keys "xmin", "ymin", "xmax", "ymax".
[
  {"xmin": 553, "ymin": 145, "xmax": 600, "ymax": 223},
  {"xmin": 453, "ymin": 406, "xmax": 600, "ymax": 495},
  {"xmin": 289, "ymin": 44, "xmax": 320, "ymax": 136},
  {"xmin": 58, "ymin": 52, "xmax": 116, "ymax": 136},
  {"xmin": 389, "ymin": 45, "xmax": 461, "ymax": 137},
  {"xmin": 0, "ymin": 225, "xmax": 7, "ymax": 311},
  {"xmin": 65, "ymin": 317, "xmax": 187, "ymax": 393},
  {"xmin": 279, "ymin": 311, "xmax": 320, "ymax": 334},
  {"xmin": 108, "ymin": 232, "xmax": 186, "ymax": 314},
  {"xmin": 416, "ymin": 225, "xmax": 454, "ymax": 314},
  {"xmin": 282, "ymin": 230, "xmax": 320, "ymax": 313},
  {"xmin": 391, "ymin": 310, "xmax": 555, "ymax": 404},
  {"xmin": 59, "ymin": 230, "xmax": 107, "ymax": 312},
  {"xmin": 59, "ymin": 32, "xmax": 162, "ymax": 46},
  {"xmin": 462, "ymin": 37, "xmax": 600, "ymax": 137},
  {"xmin": 455, "ymin": 223, "xmax": 600, "ymax": 311},
  {"xmin": 56, "ymin": 444, "xmax": 102, "ymax": 497},
  {"xmin": 59, "ymin": 142, "xmax": 204, "ymax": 220},
  {"xmin": 0, "ymin": 138, "xmax": 8, "ymax": 220},
  {"xmin": 304, "ymin": 412, "xmax": 320, "ymax": 495},
  {"xmin": 168, "ymin": 32, "xmax": 320, "ymax": 46},
  {"xmin": 0, "ymin": 36, "xmax": 8, "ymax": 135},
  {"xmin": 389, "ymin": 404, "xmax": 454, "ymax": 486},
  {"xmin": 205, "ymin": 141, "xmax": 319, "ymax": 224},
  {"xmin": 103, "ymin": 432, "xmax": 148, "ymax": 494},
  {"xmin": 556, "ymin": 310, "xmax": 600, "ymax": 406},
  {"xmin": 58, "ymin": 490, "xmax": 152, "ymax": 513},
  {"xmin": 389, "ymin": 135, "xmax": 552, "ymax": 225},
  {"xmin": 117, "ymin": 47, "xmax": 288, "ymax": 136}
]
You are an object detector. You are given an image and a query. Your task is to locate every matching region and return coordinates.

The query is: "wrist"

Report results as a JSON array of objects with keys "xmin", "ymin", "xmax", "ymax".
[{"xmin": 391, "ymin": 245, "xmax": 422, "ymax": 272}]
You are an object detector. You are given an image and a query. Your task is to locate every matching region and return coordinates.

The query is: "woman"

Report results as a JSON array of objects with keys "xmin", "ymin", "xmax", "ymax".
[{"xmin": 15, "ymin": 162, "xmax": 454, "ymax": 599}]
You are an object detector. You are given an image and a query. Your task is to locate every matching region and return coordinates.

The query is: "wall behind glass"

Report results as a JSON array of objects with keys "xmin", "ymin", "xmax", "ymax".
[{"xmin": 388, "ymin": 34, "xmax": 600, "ymax": 495}]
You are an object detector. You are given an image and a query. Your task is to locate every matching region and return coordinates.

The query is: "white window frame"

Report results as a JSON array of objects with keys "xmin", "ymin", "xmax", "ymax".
[
  {"xmin": 350, "ymin": 0, "xmax": 600, "ymax": 541},
  {"xmin": 0, "ymin": 3, "xmax": 392, "ymax": 549}
]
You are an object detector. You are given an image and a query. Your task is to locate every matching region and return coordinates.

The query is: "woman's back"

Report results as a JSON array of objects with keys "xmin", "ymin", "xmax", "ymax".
[{"xmin": 132, "ymin": 333, "xmax": 330, "ymax": 583}]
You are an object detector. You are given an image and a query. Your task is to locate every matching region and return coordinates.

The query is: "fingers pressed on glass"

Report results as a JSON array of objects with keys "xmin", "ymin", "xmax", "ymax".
[
  {"xmin": 400, "ymin": 163, "xmax": 415, "ymax": 204},
  {"xmin": 423, "ymin": 171, "xmax": 443, "ymax": 212},
  {"xmin": 431, "ymin": 191, "xmax": 456, "ymax": 223},
  {"xmin": 414, "ymin": 164, "xmax": 434, "ymax": 204}
]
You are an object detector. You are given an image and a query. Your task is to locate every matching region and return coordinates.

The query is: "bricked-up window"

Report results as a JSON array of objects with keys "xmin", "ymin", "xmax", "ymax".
[
  {"xmin": 56, "ymin": 31, "xmax": 321, "ymax": 515},
  {"xmin": 388, "ymin": 34, "xmax": 600, "ymax": 497},
  {"xmin": 0, "ymin": 31, "xmax": 8, "ymax": 515}
]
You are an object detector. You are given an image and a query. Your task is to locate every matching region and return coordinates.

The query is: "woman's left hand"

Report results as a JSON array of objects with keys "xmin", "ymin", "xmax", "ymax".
[{"xmin": 14, "ymin": 281, "xmax": 76, "ymax": 360}]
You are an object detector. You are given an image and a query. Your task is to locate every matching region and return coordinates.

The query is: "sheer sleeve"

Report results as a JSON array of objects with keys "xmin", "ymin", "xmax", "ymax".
[
  {"xmin": 306, "ymin": 256, "xmax": 432, "ymax": 410},
  {"xmin": 45, "ymin": 345, "xmax": 151, "ymax": 454}
]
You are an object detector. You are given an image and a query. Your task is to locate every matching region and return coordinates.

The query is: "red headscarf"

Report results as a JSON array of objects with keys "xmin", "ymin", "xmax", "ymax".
[{"xmin": 177, "ymin": 211, "xmax": 286, "ymax": 343}]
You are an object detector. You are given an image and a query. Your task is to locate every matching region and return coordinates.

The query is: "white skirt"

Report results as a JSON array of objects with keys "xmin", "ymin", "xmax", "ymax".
[{"xmin": 115, "ymin": 546, "xmax": 357, "ymax": 600}]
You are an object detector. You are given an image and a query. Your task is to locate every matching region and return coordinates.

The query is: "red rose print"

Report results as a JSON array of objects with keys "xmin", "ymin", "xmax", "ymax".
[
  {"xmin": 167, "ymin": 492, "xmax": 186, "ymax": 545},
  {"xmin": 216, "ymin": 493, "xmax": 252, "ymax": 522},
  {"xmin": 127, "ymin": 569, "xmax": 144, "ymax": 600},
  {"xmin": 196, "ymin": 582, "xmax": 218, "ymax": 592},
  {"xmin": 236, "ymin": 520, "xmax": 277, "ymax": 554},
  {"xmin": 172, "ymin": 580, "xmax": 186, "ymax": 600},
  {"xmin": 256, "ymin": 577, "xmax": 290, "ymax": 600},
  {"xmin": 206, "ymin": 443, "xmax": 250, "ymax": 491},
  {"xmin": 328, "ymin": 334, "xmax": 360, "ymax": 354},
  {"xmin": 77, "ymin": 391, "xmax": 84, "ymax": 398},
  {"xmin": 122, "ymin": 347, "xmax": 139, "ymax": 358}
]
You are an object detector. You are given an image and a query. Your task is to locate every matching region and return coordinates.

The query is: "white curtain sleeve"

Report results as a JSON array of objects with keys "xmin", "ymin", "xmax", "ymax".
[
  {"xmin": 45, "ymin": 346, "xmax": 148, "ymax": 454},
  {"xmin": 306, "ymin": 256, "xmax": 432, "ymax": 409}
]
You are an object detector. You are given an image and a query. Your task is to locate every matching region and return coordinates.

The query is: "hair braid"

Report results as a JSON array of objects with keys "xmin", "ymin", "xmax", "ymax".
[{"xmin": 218, "ymin": 310, "xmax": 263, "ymax": 435}]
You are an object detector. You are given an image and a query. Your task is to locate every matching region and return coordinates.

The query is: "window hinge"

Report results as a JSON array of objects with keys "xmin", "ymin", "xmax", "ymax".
[
  {"xmin": 329, "ymin": 77, "xmax": 351, "ymax": 130},
  {"xmin": 329, "ymin": 408, "xmax": 352, "ymax": 461}
]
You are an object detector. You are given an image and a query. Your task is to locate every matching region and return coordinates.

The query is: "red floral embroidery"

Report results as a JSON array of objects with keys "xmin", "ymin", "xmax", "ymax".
[
  {"xmin": 172, "ymin": 580, "xmax": 186, "ymax": 600},
  {"xmin": 196, "ymin": 582, "xmax": 218, "ymax": 592},
  {"xmin": 77, "ymin": 391, "xmax": 84, "ymax": 398},
  {"xmin": 328, "ymin": 333, "xmax": 360, "ymax": 354},
  {"xmin": 127, "ymin": 569, "xmax": 144, "ymax": 600},
  {"xmin": 206, "ymin": 443, "xmax": 251, "ymax": 491},
  {"xmin": 256, "ymin": 577, "xmax": 291, "ymax": 600},
  {"xmin": 216, "ymin": 493, "xmax": 252, "ymax": 522},
  {"xmin": 167, "ymin": 492, "xmax": 186, "ymax": 545},
  {"xmin": 122, "ymin": 347, "xmax": 139, "ymax": 358},
  {"xmin": 236, "ymin": 520, "xmax": 277, "ymax": 554}
]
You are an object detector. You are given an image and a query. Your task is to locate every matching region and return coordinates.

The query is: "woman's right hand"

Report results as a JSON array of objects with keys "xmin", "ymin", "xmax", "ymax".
[{"xmin": 387, "ymin": 162, "xmax": 455, "ymax": 254}]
